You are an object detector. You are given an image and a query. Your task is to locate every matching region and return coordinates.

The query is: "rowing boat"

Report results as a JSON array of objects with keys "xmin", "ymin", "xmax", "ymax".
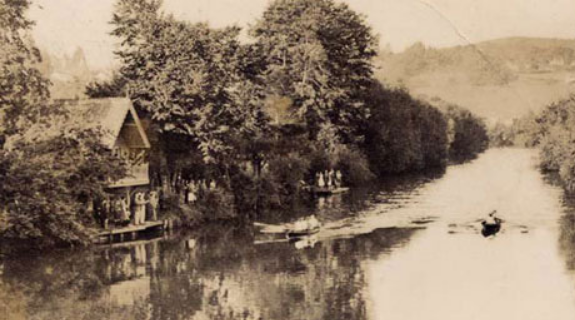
[
  {"xmin": 254, "ymin": 216, "xmax": 321, "ymax": 237},
  {"xmin": 481, "ymin": 220, "xmax": 502, "ymax": 237}
]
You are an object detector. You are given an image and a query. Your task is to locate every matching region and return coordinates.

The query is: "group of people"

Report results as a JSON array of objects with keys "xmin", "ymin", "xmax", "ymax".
[
  {"xmin": 94, "ymin": 190, "xmax": 160, "ymax": 229},
  {"xmin": 315, "ymin": 169, "xmax": 343, "ymax": 189},
  {"xmin": 176, "ymin": 178, "xmax": 218, "ymax": 204}
]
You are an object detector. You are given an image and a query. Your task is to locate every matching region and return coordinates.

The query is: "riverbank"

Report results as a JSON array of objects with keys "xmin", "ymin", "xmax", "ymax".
[
  {"xmin": 4, "ymin": 148, "xmax": 575, "ymax": 320},
  {"xmin": 0, "ymin": 0, "xmax": 489, "ymax": 250},
  {"xmin": 489, "ymin": 95, "xmax": 575, "ymax": 193}
]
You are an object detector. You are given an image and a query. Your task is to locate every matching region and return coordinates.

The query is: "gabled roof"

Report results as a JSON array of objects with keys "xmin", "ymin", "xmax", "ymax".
[{"xmin": 13, "ymin": 98, "xmax": 150, "ymax": 149}]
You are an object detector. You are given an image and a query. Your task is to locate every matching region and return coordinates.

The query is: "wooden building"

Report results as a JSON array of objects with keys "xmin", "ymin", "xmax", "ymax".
[
  {"xmin": 18, "ymin": 97, "xmax": 152, "ymax": 193},
  {"xmin": 81, "ymin": 98, "xmax": 150, "ymax": 194},
  {"xmin": 13, "ymin": 98, "xmax": 167, "ymax": 242}
]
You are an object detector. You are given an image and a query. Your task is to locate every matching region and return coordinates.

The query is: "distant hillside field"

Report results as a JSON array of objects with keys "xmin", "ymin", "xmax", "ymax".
[{"xmin": 375, "ymin": 37, "xmax": 575, "ymax": 123}]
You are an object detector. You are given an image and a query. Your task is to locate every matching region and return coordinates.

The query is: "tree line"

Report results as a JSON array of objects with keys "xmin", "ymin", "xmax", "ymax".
[
  {"xmin": 0, "ymin": 0, "xmax": 488, "ymax": 248},
  {"xmin": 490, "ymin": 96, "xmax": 575, "ymax": 191}
]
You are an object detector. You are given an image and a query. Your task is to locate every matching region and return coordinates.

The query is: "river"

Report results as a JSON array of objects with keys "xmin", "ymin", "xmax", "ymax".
[{"xmin": 3, "ymin": 148, "xmax": 575, "ymax": 320}]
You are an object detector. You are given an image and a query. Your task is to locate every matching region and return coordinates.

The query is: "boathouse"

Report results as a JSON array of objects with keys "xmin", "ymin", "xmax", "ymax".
[
  {"xmin": 69, "ymin": 98, "xmax": 152, "ymax": 191},
  {"xmin": 19, "ymin": 97, "xmax": 152, "ymax": 193},
  {"xmin": 16, "ymin": 98, "xmax": 169, "ymax": 242}
]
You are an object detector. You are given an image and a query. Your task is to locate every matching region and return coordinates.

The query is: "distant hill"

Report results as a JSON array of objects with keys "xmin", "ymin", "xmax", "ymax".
[
  {"xmin": 35, "ymin": 38, "xmax": 575, "ymax": 122},
  {"xmin": 375, "ymin": 37, "xmax": 575, "ymax": 122}
]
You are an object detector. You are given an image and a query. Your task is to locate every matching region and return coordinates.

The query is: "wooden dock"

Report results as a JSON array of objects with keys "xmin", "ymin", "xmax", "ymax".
[
  {"xmin": 311, "ymin": 187, "xmax": 349, "ymax": 196},
  {"xmin": 95, "ymin": 220, "xmax": 167, "ymax": 244}
]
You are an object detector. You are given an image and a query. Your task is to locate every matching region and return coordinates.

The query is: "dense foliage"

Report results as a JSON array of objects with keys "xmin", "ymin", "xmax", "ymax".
[
  {"xmin": 111, "ymin": 0, "xmax": 249, "ymax": 164},
  {"xmin": 531, "ymin": 97, "xmax": 575, "ymax": 190},
  {"xmin": 0, "ymin": 129, "xmax": 128, "ymax": 247},
  {"xmin": 85, "ymin": 72, "xmax": 127, "ymax": 98},
  {"xmin": 0, "ymin": 0, "xmax": 50, "ymax": 141},
  {"xmin": 94, "ymin": 0, "xmax": 490, "ymax": 220},
  {"xmin": 489, "ymin": 112, "xmax": 540, "ymax": 148},
  {"xmin": 250, "ymin": 0, "xmax": 377, "ymax": 141},
  {"xmin": 362, "ymin": 83, "xmax": 449, "ymax": 175},
  {"xmin": 489, "ymin": 96, "xmax": 575, "ymax": 191},
  {"xmin": 444, "ymin": 105, "xmax": 489, "ymax": 162},
  {"xmin": 0, "ymin": 0, "xmax": 492, "ymax": 249},
  {"xmin": 0, "ymin": 1, "xmax": 128, "ymax": 247}
]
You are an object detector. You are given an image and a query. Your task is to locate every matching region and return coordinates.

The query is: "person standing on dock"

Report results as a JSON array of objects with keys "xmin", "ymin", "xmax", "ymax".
[
  {"xmin": 134, "ymin": 191, "xmax": 148, "ymax": 225},
  {"xmin": 174, "ymin": 173, "xmax": 182, "ymax": 199},
  {"xmin": 150, "ymin": 190, "xmax": 160, "ymax": 221},
  {"xmin": 324, "ymin": 170, "xmax": 331, "ymax": 188},
  {"xmin": 318, "ymin": 172, "xmax": 326, "ymax": 188},
  {"xmin": 148, "ymin": 190, "xmax": 159, "ymax": 221},
  {"xmin": 116, "ymin": 196, "xmax": 130, "ymax": 226},
  {"xmin": 328, "ymin": 169, "xmax": 335, "ymax": 189},
  {"xmin": 188, "ymin": 181, "xmax": 197, "ymax": 203},
  {"xmin": 335, "ymin": 170, "xmax": 343, "ymax": 188},
  {"xmin": 183, "ymin": 180, "xmax": 190, "ymax": 204},
  {"xmin": 101, "ymin": 196, "xmax": 111, "ymax": 229}
]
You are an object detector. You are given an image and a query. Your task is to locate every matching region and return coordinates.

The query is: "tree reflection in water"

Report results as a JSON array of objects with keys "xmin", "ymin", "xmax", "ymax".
[
  {"xmin": 550, "ymin": 170, "xmax": 575, "ymax": 273},
  {"xmin": 558, "ymin": 195, "xmax": 575, "ymax": 272},
  {"xmin": 0, "ymin": 169, "xmax": 434, "ymax": 320},
  {"xmin": 0, "ymin": 224, "xmax": 419, "ymax": 320}
]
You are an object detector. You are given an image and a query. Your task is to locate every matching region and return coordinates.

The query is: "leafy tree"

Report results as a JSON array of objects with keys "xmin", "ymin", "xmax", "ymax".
[
  {"xmin": 0, "ymin": 2, "xmax": 129, "ymax": 247},
  {"xmin": 0, "ymin": 0, "xmax": 51, "ymax": 142},
  {"xmin": 111, "ymin": 0, "xmax": 245, "ymax": 164},
  {"xmin": 361, "ymin": 82, "xmax": 448, "ymax": 175},
  {"xmin": 444, "ymin": 105, "xmax": 489, "ymax": 162},
  {"xmin": 229, "ymin": 79, "xmax": 273, "ymax": 174},
  {"xmin": 110, "ymin": 0, "xmax": 277, "ymax": 215},
  {"xmin": 426, "ymin": 97, "xmax": 489, "ymax": 162},
  {"xmin": 419, "ymin": 103, "xmax": 449, "ymax": 168},
  {"xmin": 250, "ymin": 0, "xmax": 378, "ymax": 141},
  {"xmin": 0, "ymin": 128, "xmax": 128, "ymax": 247},
  {"xmin": 532, "ymin": 96, "xmax": 575, "ymax": 190},
  {"xmin": 85, "ymin": 72, "xmax": 127, "ymax": 98}
]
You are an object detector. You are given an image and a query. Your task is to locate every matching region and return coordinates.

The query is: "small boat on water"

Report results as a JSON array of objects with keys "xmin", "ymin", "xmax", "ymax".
[
  {"xmin": 481, "ymin": 210, "xmax": 503, "ymax": 237},
  {"xmin": 254, "ymin": 215, "xmax": 321, "ymax": 238},
  {"xmin": 286, "ymin": 227, "xmax": 320, "ymax": 238},
  {"xmin": 481, "ymin": 221, "xmax": 501, "ymax": 237}
]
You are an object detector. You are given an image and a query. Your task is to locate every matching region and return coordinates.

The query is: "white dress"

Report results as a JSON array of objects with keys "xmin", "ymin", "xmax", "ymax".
[
  {"xmin": 134, "ymin": 193, "xmax": 147, "ymax": 225},
  {"xmin": 318, "ymin": 173, "xmax": 325, "ymax": 188}
]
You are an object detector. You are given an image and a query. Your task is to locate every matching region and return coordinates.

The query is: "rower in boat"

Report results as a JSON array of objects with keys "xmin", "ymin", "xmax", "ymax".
[{"xmin": 481, "ymin": 210, "xmax": 502, "ymax": 237}]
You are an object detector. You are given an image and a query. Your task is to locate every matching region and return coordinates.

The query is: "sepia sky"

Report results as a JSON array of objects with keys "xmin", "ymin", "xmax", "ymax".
[{"xmin": 29, "ymin": 0, "xmax": 575, "ymax": 69}]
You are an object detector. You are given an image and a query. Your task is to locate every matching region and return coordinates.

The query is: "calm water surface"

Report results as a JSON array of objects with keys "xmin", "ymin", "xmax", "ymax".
[{"xmin": 3, "ymin": 148, "xmax": 575, "ymax": 320}]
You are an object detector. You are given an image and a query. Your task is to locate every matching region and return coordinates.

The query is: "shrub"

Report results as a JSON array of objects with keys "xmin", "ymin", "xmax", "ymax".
[
  {"xmin": 229, "ymin": 169, "xmax": 281, "ymax": 218},
  {"xmin": 0, "ymin": 129, "xmax": 128, "ymax": 247},
  {"xmin": 444, "ymin": 105, "xmax": 489, "ymax": 162},
  {"xmin": 362, "ymin": 83, "xmax": 449, "ymax": 176},
  {"xmin": 335, "ymin": 147, "xmax": 374, "ymax": 186},
  {"xmin": 267, "ymin": 152, "xmax": 310, "ymax": 202}
]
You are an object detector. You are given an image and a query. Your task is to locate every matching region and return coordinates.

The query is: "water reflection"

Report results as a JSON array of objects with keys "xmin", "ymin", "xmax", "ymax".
[
  {"xmin": 6, "ymin": 149, "xmax": 575, "ymax": 320},
  {"xmin": 0, "ymin": 225, "xmax": 419, "ymax": 320},
  {"xmin": 547, "ymin": 171, "xmax": 575, "ymax": 272}
]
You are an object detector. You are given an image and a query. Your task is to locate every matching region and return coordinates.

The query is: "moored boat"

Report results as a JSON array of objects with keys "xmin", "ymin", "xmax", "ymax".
[
  {"xmin": 286, "ymin": 226, "xmax": 320, "ymax": 238},
  {"xmin": 254, "ymin": 215, "xmax": 321, "ymax": 238}
]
